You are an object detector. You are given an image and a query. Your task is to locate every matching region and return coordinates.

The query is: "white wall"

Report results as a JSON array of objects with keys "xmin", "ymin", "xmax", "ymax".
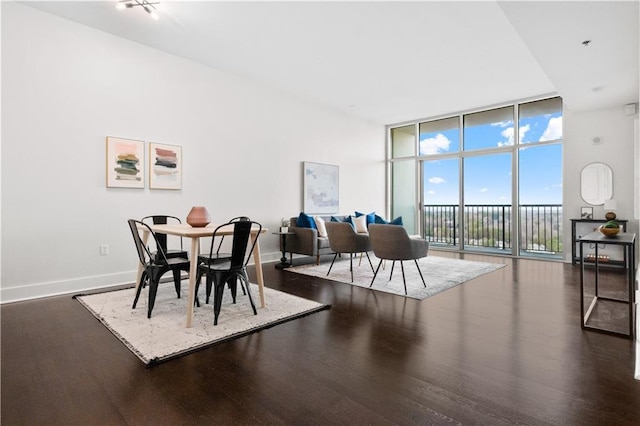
[
  {"xmin": 563, "ymin": 105, "xmax": 639, "ymax": 261},
  {"xmin": 1, "ymin": 3, "xmax": 385, "ymax": 302}
]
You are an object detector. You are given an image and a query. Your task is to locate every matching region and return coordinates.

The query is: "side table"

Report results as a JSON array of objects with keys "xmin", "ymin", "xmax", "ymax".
[
  {"xmin": 273, "ymin": 231, "xmax": 295, "ymax": 269},
  {"xmin": 579, "ymin": 231, "xmax": 636, "ymax": 339}
]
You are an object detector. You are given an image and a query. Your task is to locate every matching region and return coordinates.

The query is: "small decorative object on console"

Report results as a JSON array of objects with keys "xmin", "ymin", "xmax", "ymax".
[
  {"xmin": 280, "ymin": 217, "xmax": 289, "ymax": 233},
  {"xmin": 598, "ymin": 220, "xmax": 620, "ymax": 237},
  {"xmin": 604, "ymin": 199, "xmax": 617, "ymax": 220},
  {"xmin": 186, "ymin": 206, "xmax": 210, "ymax": 227}
]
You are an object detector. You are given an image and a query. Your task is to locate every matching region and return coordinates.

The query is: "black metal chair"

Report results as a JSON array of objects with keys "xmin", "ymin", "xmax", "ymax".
[
  {"xmin": 195, "ymin": 216, "xmax": 250, "ymax": 304},
  {"xmin": 196, "ymin": 219, "xmax": 262, "ymax": 325},
  {"xmin": 128, "ymin": 219, "xmax": 191, "ymax": 318},
  {"xmin": 325, "ymin": 221, "xmax": 374, "ymax": 282},
  {"xmin": 368, "ymin": 224, "xmax": 429, "ymax": 295},
  {"xmin": 141, "ymin": 215, "xmax": 188, "ymax": 260}
]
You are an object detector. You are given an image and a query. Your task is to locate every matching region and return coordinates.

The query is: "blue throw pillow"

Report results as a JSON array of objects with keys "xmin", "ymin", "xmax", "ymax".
[
  {"xmin": 330, "ymin": 215, "xmax": 355, "ymax": 229},
  {"xmin": 374, "ymin": 214, "xmax": 403, "ymax": 226},
  {"xmin": 331, "ymin": 215, "xmax": 349, "ymax": 222},
  {"xmin": 355, "ymin": 211, "xmax": 376, "ymax": 226},
  {"xmin": 344, "ymin": 215, "xmax": 355, "ymax": 229},
  {"xmin": 296, "ymin": 212, "xmax": 317, "ymax": 229},
  {"xmin": 389, "ymin": 216, "xmax": 403, "ymax": 226},
  {"xmin": 374, "ymin": 214, "xmax": 387, "ymax": 224}
]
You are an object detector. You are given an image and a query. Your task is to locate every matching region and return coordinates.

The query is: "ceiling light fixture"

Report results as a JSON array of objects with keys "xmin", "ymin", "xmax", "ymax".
[{"xmin": 116, "ymin": 0, "xmax": 159, "ymax": 20}]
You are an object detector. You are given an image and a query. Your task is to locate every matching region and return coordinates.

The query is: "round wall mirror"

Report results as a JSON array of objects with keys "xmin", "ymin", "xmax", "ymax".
[{"xmin": 580, "ymin": 162, "xmax": 613, "ymax": 205}]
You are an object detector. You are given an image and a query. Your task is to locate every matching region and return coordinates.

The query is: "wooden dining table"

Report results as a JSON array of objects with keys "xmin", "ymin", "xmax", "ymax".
[{"xmin": 136, "ymin": 223, "xmax": 268, "ymax": 328}]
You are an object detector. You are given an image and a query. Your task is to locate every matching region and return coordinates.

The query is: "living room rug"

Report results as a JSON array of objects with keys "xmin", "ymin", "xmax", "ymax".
[
  {"xmin": 286, "ymin": 255, "xmax": 506, "ymax": 300},
  {"xmin": 75, "ymin": 283, "xmax": 329, "ymax": 366}
]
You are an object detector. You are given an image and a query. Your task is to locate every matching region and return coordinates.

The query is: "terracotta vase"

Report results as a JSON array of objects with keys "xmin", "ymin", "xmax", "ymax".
[{"xmin": 186, "ymin": 206, "xmax": 211, "ymax": 228}]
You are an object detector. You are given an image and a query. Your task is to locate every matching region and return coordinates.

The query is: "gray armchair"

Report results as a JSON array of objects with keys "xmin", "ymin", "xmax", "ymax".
[
  {"xmin": 368, "ymin": 224, "xmax": 429, "ymax": 294},
  {"xmin": 325, "ymin": 221, "xmax": 374, "ymax": 282}
]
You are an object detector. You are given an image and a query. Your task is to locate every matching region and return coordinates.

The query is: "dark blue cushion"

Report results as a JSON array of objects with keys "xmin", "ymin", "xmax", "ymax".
[
  {"xmin": 389, "ymin": 216, "xmax": 403, "ymax": 226},
  {"xmin": 330, "ymin": 215, "xmax": 355, "ymax": 229},
  {"xmin": 374, "ymin": 214, "xmax": 403, "ymax": 226},
  {"xmin": 355, "ymin": 211, "xmax": 376, "ymax": 226},
  {"xmin": 296, "ymin": 212, "xmax": 317, "ymax": 229}
]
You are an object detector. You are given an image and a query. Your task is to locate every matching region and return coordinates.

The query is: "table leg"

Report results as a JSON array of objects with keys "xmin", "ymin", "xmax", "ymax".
[
  {"xmin": 580, "ymin": 240, "xmax": 584, "ymax": 327},
  {"xmin": 251, "ymin": 233, "xmax": 266, "ymax": 308},
  {"xmin": 275, "ymin": 234, "xmax": 292, "ymax": 269},
  {"xmin": 185, "ymin": 237, "xmax": 200, "ymax": 328}
]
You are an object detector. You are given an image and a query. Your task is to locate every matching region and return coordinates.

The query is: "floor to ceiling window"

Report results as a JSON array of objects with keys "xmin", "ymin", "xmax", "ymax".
[{"xmin": 389, "ymin": 96, "xmax": 563, "ymax": 259}]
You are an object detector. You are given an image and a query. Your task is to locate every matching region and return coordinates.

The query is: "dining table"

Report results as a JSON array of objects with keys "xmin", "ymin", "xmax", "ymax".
[{"xmin": 136, "ymin": 222, "xmax": 268, "ymax": 328}]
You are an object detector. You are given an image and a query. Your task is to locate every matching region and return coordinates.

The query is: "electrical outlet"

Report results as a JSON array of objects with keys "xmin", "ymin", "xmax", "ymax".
[{"xmin": 100, "ymin": 244, "xmax": 109, "ymax": 256}]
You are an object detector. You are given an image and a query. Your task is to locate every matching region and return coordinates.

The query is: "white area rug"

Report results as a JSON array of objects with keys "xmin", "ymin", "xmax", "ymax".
[
  {"xmin": 287, "ymin": 255, "xmax": 506, "ymax": 300},
  {"xmin": 75, "ymin": 283, "xmax": 328, "ymax": 366}
]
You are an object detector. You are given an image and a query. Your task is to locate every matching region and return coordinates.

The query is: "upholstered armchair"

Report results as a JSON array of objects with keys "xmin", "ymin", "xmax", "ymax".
[
  {"xmin": 368, "ymin": 224, "xmax": 429, "ymax": 294},
  {"xmin": 324, "ymin": 221, "xmax": 374, "ymax": 282}
]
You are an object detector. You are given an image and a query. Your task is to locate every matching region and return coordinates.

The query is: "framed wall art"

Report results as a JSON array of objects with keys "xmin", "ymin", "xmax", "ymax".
[
  {"xmin": 303, "ymin": 161, "xmax": 339, "ymax": 214},
  {"xmin": 581, "ymin": 206, "xmax": 593, "ymax": 219},
  {"xmin": 106, "ymin": 136, "xmax": 145, "ymax": 188},
  {"xmin": 149, "ymin": 142, "xmax": 182, "ymax": 190}
]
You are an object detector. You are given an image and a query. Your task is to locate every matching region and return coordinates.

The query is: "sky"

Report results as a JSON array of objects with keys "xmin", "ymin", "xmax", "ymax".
[{"xmin": 421, "ymin": 112, "xmax": 562, "ymax": 205}]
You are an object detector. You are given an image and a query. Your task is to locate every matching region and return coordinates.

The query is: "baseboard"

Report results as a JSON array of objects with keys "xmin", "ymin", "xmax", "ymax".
[
  {"xmin": 0, "ymin": 271, "xmax": 137, "ymax": 304},
  {"xmin": 1, "ymin": 252, "xmax": 283, "ymax": 304}
]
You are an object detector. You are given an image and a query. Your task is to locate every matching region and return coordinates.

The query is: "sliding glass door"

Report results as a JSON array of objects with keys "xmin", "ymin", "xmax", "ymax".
[{"xmin": 389, "ymin": 96, "xmax": 563, "ymax": 259}]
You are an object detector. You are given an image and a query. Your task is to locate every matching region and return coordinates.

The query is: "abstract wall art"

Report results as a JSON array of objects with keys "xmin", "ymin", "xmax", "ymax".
[
  {"xmin": 303, "ymin": 161, "xmax": 339, "ymax": 214},
  {"xmin": 106, "ymin": 136, "xmax": 145, "ymax": 188},
  {"xmin": 149, "ymin": 142, "xmax": 182, "ymax": 190}
]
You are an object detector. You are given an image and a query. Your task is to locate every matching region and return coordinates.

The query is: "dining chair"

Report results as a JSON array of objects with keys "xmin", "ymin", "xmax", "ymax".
[
  {"xmin": 325, "ymin": 221, "xmax": 374, "ymax": 282},
  {"xmin": 368, "ymin": 223, "xmax": 429, "ymax": 295},
  {"xmin": 196, "ymin": 219, "xmax": 262, "ymax": 325},
  {"xmin": 141, "ymin": 215, "xmax": 188, "ymax": 260},
  {"xmin": 128, "ymin": 219, "xmax": 191, "ymax": 318},
  {"xmin": 195, "ymin": 216, "xmax": 250, "ymax": 304}
]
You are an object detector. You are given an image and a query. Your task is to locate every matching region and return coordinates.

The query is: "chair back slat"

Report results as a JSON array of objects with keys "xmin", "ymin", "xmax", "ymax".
[
  {"xmin": 230, "ymin": 220, "xmax": 252, "ymax": 268},
  {"xmin": 206, "ymin": 219, "xmax": 262, "ymax": 269},
  {"xmin": 128, "ymin": 219, "xmax": 169, "ymax": 266},
  {"xmin": 141, "ymin": 215, "xmax": 184, "ymax": 252}
]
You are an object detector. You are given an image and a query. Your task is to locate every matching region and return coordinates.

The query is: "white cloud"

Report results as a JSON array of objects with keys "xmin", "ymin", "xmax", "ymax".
[
  {"xmin": 428, "ymin": 176, "xmax": 446, "ymax": 184},
  {"xmin": 480, "ymin": 188, "xmax": 488, "ymax": 193},
  {"xmin": 519, "ymin": 124, "xmax": 530, "ymax": 142},
  {"xmin": 540, "ymin": 116, "xmax": 562, "ymax": 141},
  {"xmin": 420, "ymin": 133, "xmax": 451, "ymax": 155},
  {"xmin": 426, "ymin": 190, "xmax": 436, "ymax": 195},
  {"xmin": 491, "ymin": 121, "xmax": 512, "ymax": 128},
  {"xmin": 497, "ymin": 124, "xmax": 530, "ymax": 146}
]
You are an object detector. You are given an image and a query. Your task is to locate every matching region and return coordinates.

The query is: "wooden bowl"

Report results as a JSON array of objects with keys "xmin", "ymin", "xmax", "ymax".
[{"xmin": 598, "ymin": 225, "xmax": 620, "ymax": 237}]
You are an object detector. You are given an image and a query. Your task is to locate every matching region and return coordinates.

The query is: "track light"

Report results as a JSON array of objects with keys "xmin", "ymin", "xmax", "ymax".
[{"xmin": 116, "ymin": 0, "xmax": 159, "ymax": 19}]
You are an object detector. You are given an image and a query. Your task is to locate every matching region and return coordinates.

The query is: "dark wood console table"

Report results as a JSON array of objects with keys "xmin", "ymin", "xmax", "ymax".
[
  {"xmin": 579, "ymin": 231, "xmax": 636, "ymax": 339},
  {"xmin": 571, "ymin": 218, "xmax": 628, "ymax": 267}
]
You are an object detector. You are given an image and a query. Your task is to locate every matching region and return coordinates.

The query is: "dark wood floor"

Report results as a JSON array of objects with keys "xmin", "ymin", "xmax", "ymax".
[{"xmin": 2, "ymin": 252, "xmax": 639, "ymax": 425}]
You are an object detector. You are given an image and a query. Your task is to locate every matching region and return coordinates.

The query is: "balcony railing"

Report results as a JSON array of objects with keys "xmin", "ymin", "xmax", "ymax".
[{"xmin": 423, "ymin": 204, "xmax": 563, "ymax": 257}]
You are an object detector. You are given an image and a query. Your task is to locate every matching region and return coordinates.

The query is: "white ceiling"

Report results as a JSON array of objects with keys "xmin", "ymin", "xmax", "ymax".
[{"xmin": 21, "ymin": 1, "xmax": 639, "ymax": 125}]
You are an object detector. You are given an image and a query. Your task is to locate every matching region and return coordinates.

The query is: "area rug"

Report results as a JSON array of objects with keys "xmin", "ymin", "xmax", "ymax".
[
  {"xmin": 286, "ymin": 255, "xmax": 506, "ymax": 300},
  {"xmin": 75, "ymin": 283, "xmax": 329, "ymax": 366}
]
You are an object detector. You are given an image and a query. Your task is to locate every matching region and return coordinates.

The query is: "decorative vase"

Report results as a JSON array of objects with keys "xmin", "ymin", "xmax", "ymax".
[
  {"xmin": 186, "ymin": 206, "xmax": 210, "ymax": 227},
  {"xmin": 605, "ymin": 211, "xmax": 617, "ymax": 220}
]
